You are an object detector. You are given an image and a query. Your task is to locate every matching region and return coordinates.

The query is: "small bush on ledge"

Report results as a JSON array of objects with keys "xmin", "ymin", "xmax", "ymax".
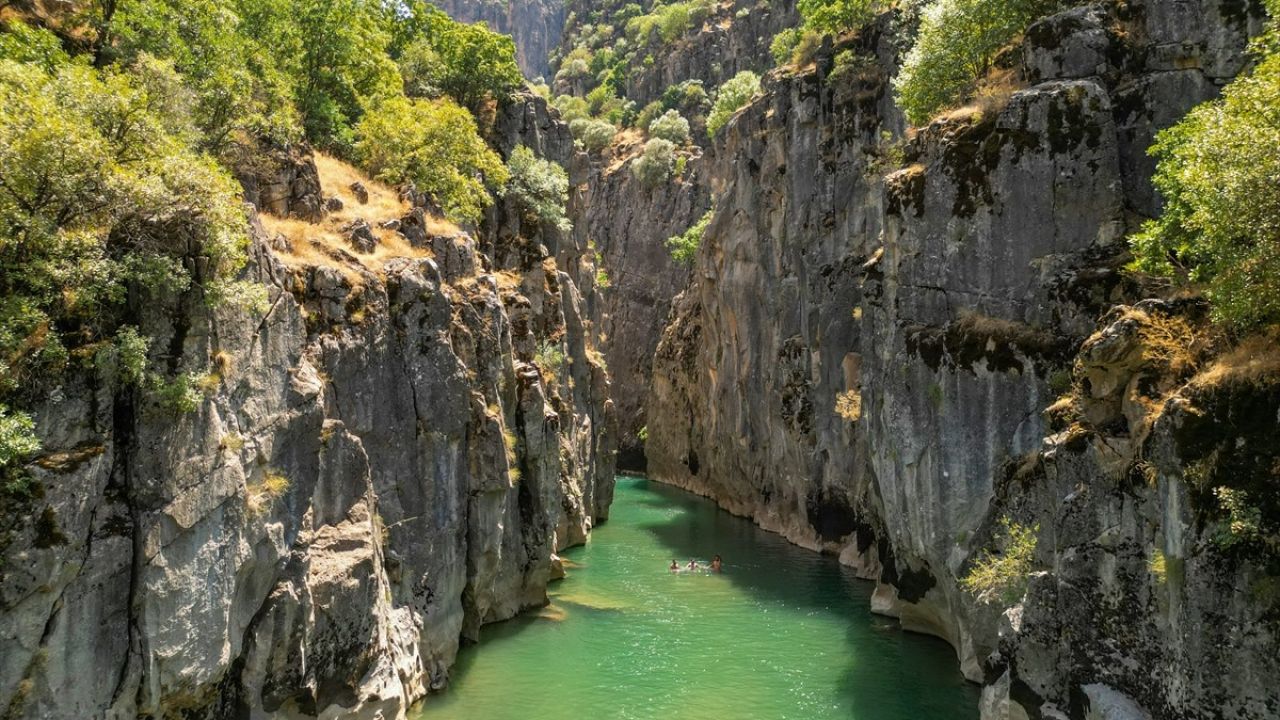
[{"xmin": 962, "ymin": 517, "xmax": 1038, "ymax": 605}]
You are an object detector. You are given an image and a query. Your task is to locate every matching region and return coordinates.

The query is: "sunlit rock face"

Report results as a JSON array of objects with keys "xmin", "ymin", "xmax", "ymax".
[
  {"xmin": 646, "ymin": 0, "xmax": 1278, "ymax": 717},
  {"xmin": 0, "ymin": 94, "xmax": 615, "ymax": 720}
]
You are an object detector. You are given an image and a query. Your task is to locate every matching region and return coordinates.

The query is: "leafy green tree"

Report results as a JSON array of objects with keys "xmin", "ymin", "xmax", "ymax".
[
  {"xmin": 0, "ymin": 56, "xmax": 251, "ymax": 396},
  {"xmin": 570, "ymin": 117, "xmax": 617, "ymax": 153},
  {"xmin": 399, "ymin": 8, "xmax": 522, "ymax": 109},
  {"xmin": 666, "ymin": 209, "xmax": 711, "ymax": 264},
  {"xmin": 797, "ymin": 0, "xmax": 877, "ymax": 35},
  {"xmin": 893, "ymin": 0, "xmax": 1061, "ymax": 125},
  {"xmin": 353, "ymin": 95, "xmax": 508, "ymax": 225},
  {"xmin": 632, "ymin": 138, "xmax": 676, "ymax": 187},
  {"xmin": 504, "ymin": 146, "xmax": 571, "ymax": 232},
  {"xmin": 0, "ymin": 404, "xmax": 39, "ymax": 480},
  {"xmin": 707, "ymin": 71, "xmax": 760, "ymax": 136},
  {"xmin": 1131, "ymin": 12, "xmax": 1280, "ymax": 327},
  {"xmin": 648, "ymin": 109, "xmax": 690, "ymax": 144},
  {"xmin": 962, "ymin": 518, "xmax": 1039, "ymax": 605},
  {"xmin": 288, "ymin": 0, "xmax": 402, "ymax": 148},
  {"xmin": 108, "ymin": 0, "xmax": 300, "ymax": 147}
]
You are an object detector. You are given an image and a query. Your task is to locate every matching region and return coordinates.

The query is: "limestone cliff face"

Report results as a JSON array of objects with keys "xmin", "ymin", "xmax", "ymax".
[
  {"xmin": 647, "ymin": 0, "xmax": 1278, "ymax": 717},
  {"xmin": 622, "ymin": 0, "xmax": 799, "ymax": 109},
  {"xmin": 0, "ymin": 95, "xmax": 615, "ymax": 719},
  {"xmin": 578, "ymin": 151, "xmax": 708, "ymax": 470},
  {"xmin": 434, "ymin": 0, "xmax": 565, "ymax": 79}
]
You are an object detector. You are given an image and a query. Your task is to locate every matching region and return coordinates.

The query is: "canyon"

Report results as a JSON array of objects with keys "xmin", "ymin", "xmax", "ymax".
[{"xmin": 1, "ymin": 0, "xmax": 1278, "ymax": 719}]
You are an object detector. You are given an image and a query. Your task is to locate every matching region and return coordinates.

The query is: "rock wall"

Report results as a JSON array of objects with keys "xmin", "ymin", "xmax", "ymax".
[
  {"xmin": 646, "ymin": 0, "xmax": 1279, "ymax": 717},
  {"xmin": 433, "ymin": 0, "xmax": 566, "ymax": 80},
  {"xmin": 577, "ymin": 152, "xmax": 707, "ymax": 470},
  {"xmin": 0, "ymin": 96, "xmax": 615, "ymax": 719},
  {"xmin": 622, "ymin": 0, "xmax": 800, "ymax": 108}
]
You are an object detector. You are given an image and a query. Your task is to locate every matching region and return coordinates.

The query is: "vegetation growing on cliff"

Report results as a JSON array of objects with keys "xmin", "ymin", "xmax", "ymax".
[
  {"xmin": 666, "ymin": 209, "xmax": 712, "ymax": 264},
  {"xmin": 1131, "ymin": 1, "xmax": 1280, "ymax": 328},
  {"xmin": 353, "ymin": 96, "xmax": 507, "ymax": 225},
  {"xmin": 962, "ymin": 518, "xmax": 1038, "ymax": 605},
  {"xmin": 707, "ymin": 71, "xmax": 761, "ymax": 136},
  {"xmin": 504, "ymin": 145, "xmax": 571, "ymax": 232},
  {"xmin": 893, "ymin": 0, "xmax": 1062, "ymax": 124}
]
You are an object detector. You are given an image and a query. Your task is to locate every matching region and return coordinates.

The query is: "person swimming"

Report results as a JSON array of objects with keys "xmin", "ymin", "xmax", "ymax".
[
  {"xmin": 687, "ymin": 559, "xmax": 699, "ymax": 571},
  {"xmin": 711, "ymin": 554, "xmax": 722, "ymax": 572},
  {"xmin": 669, "ymin": 559, "xmax": 679, "ymax": 572}
]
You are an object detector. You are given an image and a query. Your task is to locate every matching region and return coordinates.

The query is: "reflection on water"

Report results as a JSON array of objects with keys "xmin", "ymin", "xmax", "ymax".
[{"xmin": 414, "ymin": 476, "xmax": 979, "ymax": 720}]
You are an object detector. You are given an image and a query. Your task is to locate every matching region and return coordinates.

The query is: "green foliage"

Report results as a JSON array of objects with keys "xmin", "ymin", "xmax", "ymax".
[
  {"xmin": 1130, "ymin": 19, "xmax": 1280, "ymax": 328},
  {"xmin": 0, "ymin": 56, "xmax": 250, "ymax": 394},
  {"xmin": 553, "ymin": 94, "xmax": 592, "ymax": 123},
  {"xmin": 152, "ymin": 372, "xmax": 203, "ymax": 414},
  {"xmin": 1213, "ymin": 487, "xmax": 1266, "ymax": 549},
  {"xmin": 893, "ymin": 0, "xmax": 1062, "ymax": 125},
  {"xmin": 534, "ymin": 341, "xmax": 566, "ymax": 383},
  {"xmin": 648, "ymin": 109, "xmax": 691, "ymax": 144},
  {"xmin": 666, "ymin": 210, "xmax": 712, "ymax": 265},
  {"xmin": 962, "ymin": 518, "xmax": 1039, "ymax": 605},
  {"xmin": 398, "ymin": 8, "xmax": 523, "ymax": 108},
  {"xmin": 353, "ymin": 96, "xmax": 508, "ymax": 225},
  {"xmin": 505, "ymin": 146, "xmax": 571, "ymax": 233},
  {"xmin": 277, "ymin": 0, "xmax": 403, "ymax": 149},
  {"xmin": 0, "ymin": 20, "xmax": 69, "ymax": 70},
  {"xmin": 109, "ymin": 0, "xmax": 301, "ymax": 147},
  {"xmin": 707, "ymin": 71, "xmax": 761, "ymax": 136},
  {"xmin": 0, "ymin": 405, "xmax": 39, "ymax": 473},
  {"xmin": 570, "ymin": 117, "xmax": 617, "ymax": 153},
  {"xmin": 771, "ymin": 27, "xmax": 804, "ymax": 66},
  {"xmin": 626, "ymin": 0, "xmax": 715, "ymax": 46},
  {"xmin": 632, "ymin": 138, "xmax": 677, "ymax": 188},
  {"xmin": 798, "ymin": 0, "xmax": 878, "ymax": 35}
]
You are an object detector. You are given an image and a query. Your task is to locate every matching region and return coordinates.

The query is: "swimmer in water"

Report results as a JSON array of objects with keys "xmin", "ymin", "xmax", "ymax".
[
  {"xmin": 669, "ymin": 559, "xmax": 679, "ymax": 572},
  {"xmin": 711, "ymin": 554, "xmax": 722, "ymax": 572},
  {"xmin": 687, "ymin": 559, "xmax": 699, "ymax": 571}
]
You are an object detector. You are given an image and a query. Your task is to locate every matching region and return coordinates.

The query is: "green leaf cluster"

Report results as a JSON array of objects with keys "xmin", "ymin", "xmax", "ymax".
[
  {"xmin": 353, "ymin": 96, "xmax": 508, "ymax": 226},
  {"xmin": 666, "ymin": 209, "xmax": 712, "ymax": 265},
  {"xmin": 1130, "ymin": 8, "xmax": 1280, "ymax": 328},
  {"xmin": 0, "ymin": 51, "xmax": 250, "ymax": 398},
  {"xmin": 892, "ymin": 0, "xmax": 1062, "ymax": 125},
  {"xmin": 504, "ymin": 146, "xmax": 571, "ymax": 233},
  {"xmin": 962, "ymin": 518, "xmax": 1039, "ymax": 605},
  {"xmin": 706, "ymin": 71, "xmax": 761, "ymax": 137},
  {"xmin": 797, "ymin": 0, "xmax": 878, "ymax": 36}
]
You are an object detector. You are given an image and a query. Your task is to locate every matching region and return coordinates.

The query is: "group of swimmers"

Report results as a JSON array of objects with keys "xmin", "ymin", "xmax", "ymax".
[{"xmin": 669, "ymin": 555, "xmax": 723, "ymax": 573}]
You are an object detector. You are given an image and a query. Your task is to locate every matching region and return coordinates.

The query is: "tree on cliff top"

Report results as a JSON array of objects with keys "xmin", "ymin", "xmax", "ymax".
[
  {"xmin": 1131, "ymin": 3, "xmax": 1280, "ymax": 328},
  {"xmin": 892, "ymin": 0, "xmax": 1062, "ymax": 125},
  {"xmin": 398, "ymin": 7, "xmax": 523, "ymax": 109},
  {"xmin": 0, "ymin": 37, "xmax": 254, "ymax": 429},
  {"xmin": 353, "ymin": 95, "xmax": 508, "ymax": 225}
]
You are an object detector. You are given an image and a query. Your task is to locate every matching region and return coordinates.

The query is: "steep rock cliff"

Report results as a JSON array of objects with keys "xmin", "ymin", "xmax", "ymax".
[
  {"xmin": 646, "ymin": 0, "xmax": 1278, "ymax": 717},
  {"xmin": 0, "ymin": 95, "xmax": 615, "ymax": 719}
]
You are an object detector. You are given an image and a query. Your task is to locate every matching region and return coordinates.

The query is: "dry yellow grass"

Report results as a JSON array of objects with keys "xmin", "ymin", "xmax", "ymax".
[
  {"xmin": 1192, "ymin": 328, "xmax": 1280, "ymax": 389},
  {"xmin": 260, "ymin": 152, "xmax": 458, "ymax": 281}
]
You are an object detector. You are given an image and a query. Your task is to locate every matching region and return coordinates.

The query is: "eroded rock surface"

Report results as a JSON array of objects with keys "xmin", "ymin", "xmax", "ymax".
[
  {"xmin": 0, "ymin": 95, "xmax": 614, "ymax": 720},
  {"xmin": 646, "ymin": 0, "xmax": 1278, "ymax": 717}
]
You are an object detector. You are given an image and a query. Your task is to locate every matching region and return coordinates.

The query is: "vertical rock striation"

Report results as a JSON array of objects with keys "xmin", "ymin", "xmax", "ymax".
[
  {"xmin": 647, "ymin": 0, "xmax": 1279, "ymax": 716},
  {"xmin": 0, "ymin": 94, "xmax": 615, "ymax": 719}
]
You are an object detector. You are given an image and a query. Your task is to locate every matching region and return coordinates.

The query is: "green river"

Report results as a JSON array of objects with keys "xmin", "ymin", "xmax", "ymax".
[{"xmin": 415, "ymin": 476, "xmax": 979, "ymax": 719}]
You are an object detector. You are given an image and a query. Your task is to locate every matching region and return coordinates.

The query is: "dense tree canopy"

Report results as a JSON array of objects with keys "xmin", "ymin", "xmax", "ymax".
[
  {"xmin": 353, "ymin": 96, "xmax": 508, "ymax": 225},
  {"xmin": 1131, "ymin": 6, "xmax": 1280, "ymax": 327},
  {"xmin": 892, "ymin": 0, "xmax": 1062, "ymax": 124}
]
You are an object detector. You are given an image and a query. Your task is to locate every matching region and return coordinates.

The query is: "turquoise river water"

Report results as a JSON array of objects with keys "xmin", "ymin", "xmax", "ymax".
[{"xmin": 414, "ymin": 476, "xmax": 979, "ymax": 720}]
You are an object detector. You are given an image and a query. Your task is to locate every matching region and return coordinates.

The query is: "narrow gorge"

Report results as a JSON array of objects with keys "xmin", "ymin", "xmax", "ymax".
[{"xmin": 0, "ymin": 0, "xmax": 1277, "ymax": 719}]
